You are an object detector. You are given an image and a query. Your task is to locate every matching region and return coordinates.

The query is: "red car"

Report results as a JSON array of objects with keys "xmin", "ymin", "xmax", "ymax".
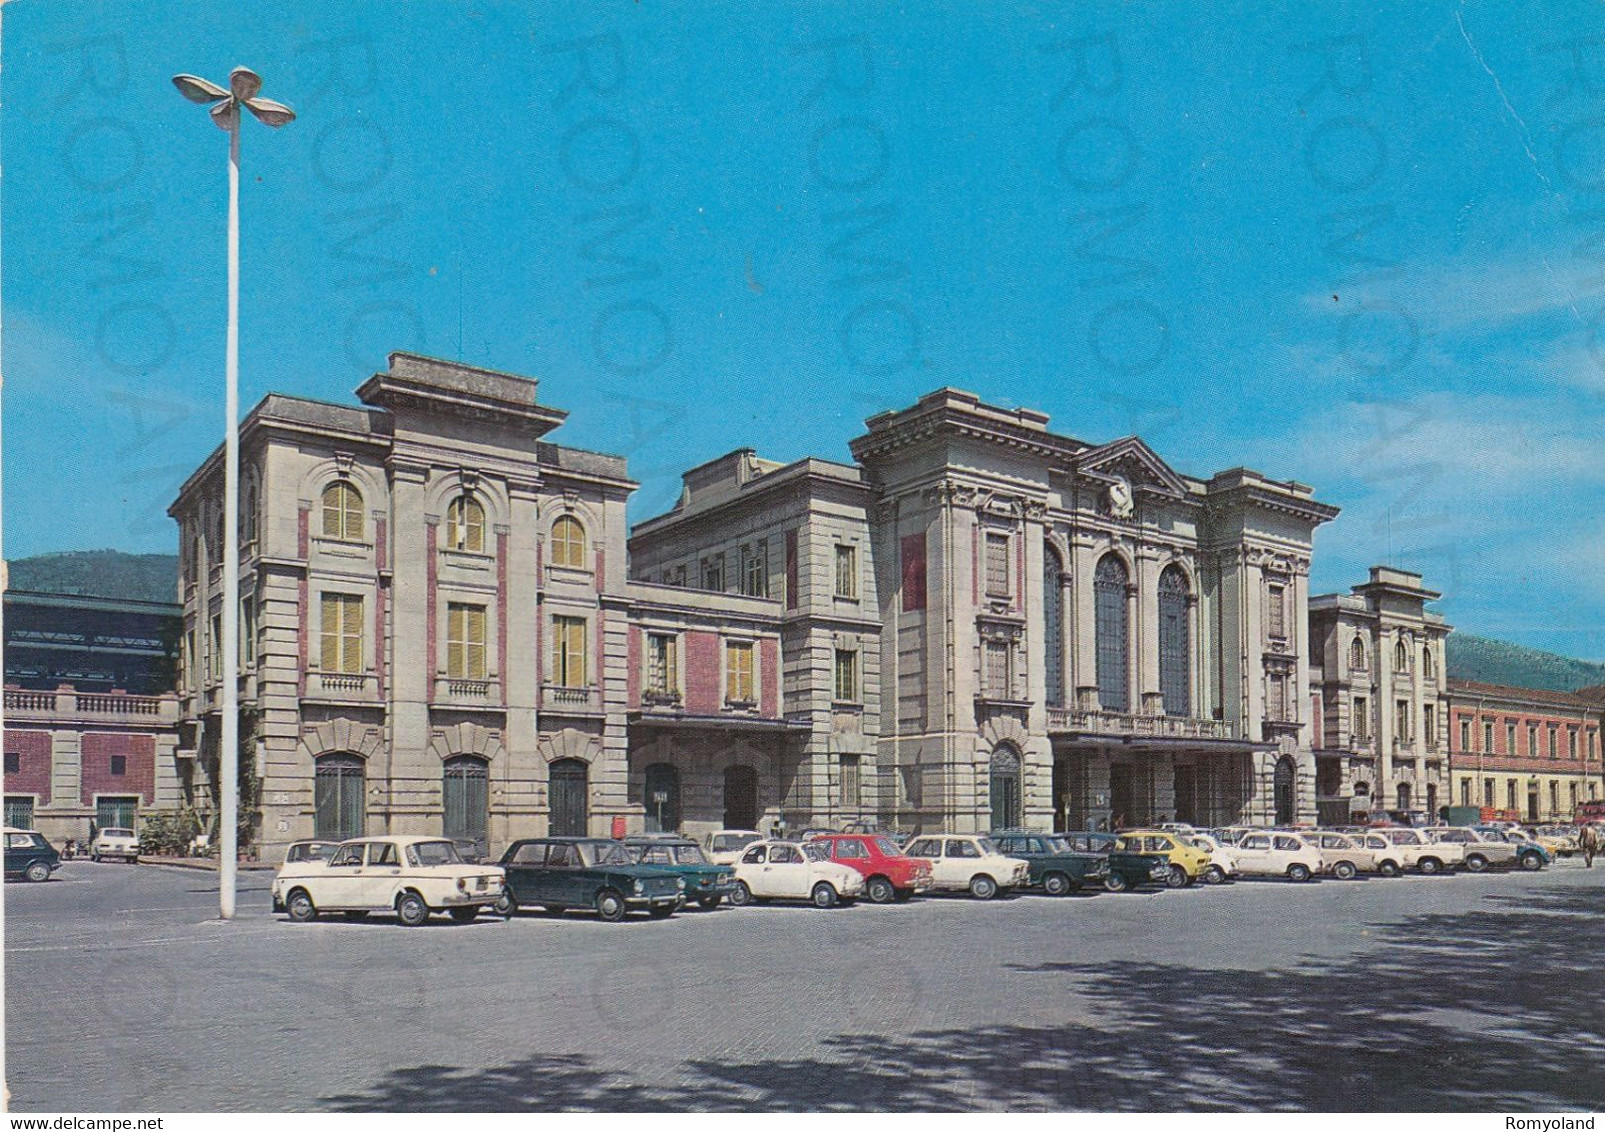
[{"xmin": 807, "ymin": 833, "xmax": 933, "ymax": 903}]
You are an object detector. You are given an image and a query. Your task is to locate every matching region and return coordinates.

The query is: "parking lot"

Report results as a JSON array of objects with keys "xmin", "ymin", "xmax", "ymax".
[{"xmin": 5, "ymin": 858, "xmax": 1604, "ymax": 1111}]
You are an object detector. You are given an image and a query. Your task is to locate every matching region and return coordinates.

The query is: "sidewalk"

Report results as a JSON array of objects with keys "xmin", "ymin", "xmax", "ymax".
[{"xmin": 138, "ymin": 855, "xmax": 276, "ymax": 872}]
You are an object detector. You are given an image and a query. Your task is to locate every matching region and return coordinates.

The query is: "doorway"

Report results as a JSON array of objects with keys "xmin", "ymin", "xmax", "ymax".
[
  {"xmin": 644, "ymin": 763, "xmax": 681, "ymax": 833},
  {"xmin": 1173, "ymin": 764, "xmax": 1197, "ymax": 825},
  {"xmin": 549, "ymin": 758, "xmax": 589, "ymax": 836},
  {"xmin": 1274, "ymin": 756, "xmax": 1296, "ymax": 825},
  {"xmin": 1109, "ymin": 763, "xmax": 1135, "ymax": 828},
  {"xmin": 723, "ymin": 765, "xmax": 759, "ymax": 830}
]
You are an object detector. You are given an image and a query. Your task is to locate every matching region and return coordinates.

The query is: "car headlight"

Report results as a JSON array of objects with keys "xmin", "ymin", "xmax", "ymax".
[
  {"xmin": 633, "ymin": 880, "xmax": 644, "ymax": 894},
  {"xmin": 676, "ymin": 877, "xmax": 686, "ymax": 890}
]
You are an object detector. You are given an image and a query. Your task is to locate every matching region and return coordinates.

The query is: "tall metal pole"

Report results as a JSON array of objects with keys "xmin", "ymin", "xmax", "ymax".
[{"xmin": 220, "ymin": 117, "xmax": 241, "ymax": 920}]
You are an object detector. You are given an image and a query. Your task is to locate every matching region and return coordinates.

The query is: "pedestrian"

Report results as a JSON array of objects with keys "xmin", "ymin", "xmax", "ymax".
[{"xmin": 1580, "ymin": 823, "xmax": 1598, "ymax": 869}]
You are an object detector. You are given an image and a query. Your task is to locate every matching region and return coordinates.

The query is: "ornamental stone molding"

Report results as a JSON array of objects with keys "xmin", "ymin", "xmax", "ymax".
[
  {"xmin": 299, "ymin": 717, "xmax": 385, "ymax": 762},
  {"xmin": 978, "ymin": 712, "xmax": 1032, "ymax": 751},
  {"xmin": 427, "ymin": 721, "xmax": 505, "ymax": 764},
  {"xmin": 537, "ymin": 726, "xmax": 601, "ymax": 765}
]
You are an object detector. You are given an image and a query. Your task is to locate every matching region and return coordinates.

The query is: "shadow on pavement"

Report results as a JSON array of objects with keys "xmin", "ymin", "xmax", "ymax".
[{"xmin": 322, "ymin": 886, "xmax": 1605, "ymax": 1111}]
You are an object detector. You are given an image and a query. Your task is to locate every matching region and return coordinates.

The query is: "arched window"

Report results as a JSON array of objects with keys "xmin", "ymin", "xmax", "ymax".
[
  {"xmin": 321, "ymin": 481, "xmax": 364, "ymax": 541},
  {"xmin": 552, "ymin": 514, "xmax": 586, "ymax": 568},
  {"xmin": 1043, "ymin": 547, "xmax": 1065, "ymax": 709},
  {"xmin": 1422, "ymin": 645, "xmax": 1435, "ymax": 681},
  {"xmin": 1395, "ymin": 639, "xmax": 1409, "ymax": 673},
  {"xmin": 990, "ymin": 744, "xmax": 1022, "ymax": 831},
  {"xmin": 1158, "ymin": 564, "xmax": 1190, "ymax": 717},
  {"xmin": 314, "ymin": 753, "xmax": 365, "ymax": 841},
  {"xmin": 242, "ymin": 481, "xmax": 259, "ymax": 544},
  {"xmin": 1094, "ymin": 555, "xmax": 1130, "ymax": 713},
  {"xmin": 1349, "ymin": 636, "xmax": 1366, "ymax": 671},
  {"xmin": 446, "ymin": 496, "xmax": 485, "ymax": 552},
  {"xmin": 1273, "ymin": 755, "xmax": 1296, "ymax": 825},
  {"xmin": 644, "ymin": 763, "xmax": 681, "ymax": 833},
  {"xmin": 443, "ymin": 755, "xmax": 489, "ymax": 852}
]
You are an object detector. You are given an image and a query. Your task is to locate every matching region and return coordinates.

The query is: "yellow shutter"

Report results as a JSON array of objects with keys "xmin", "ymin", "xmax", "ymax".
[
  {"xmin": 468, "ymin": 605, "xmax": 487, "ymax": 679},
  {"xmin": 320, "ymin": 596, "xmax": 339, "ymax": 670}
]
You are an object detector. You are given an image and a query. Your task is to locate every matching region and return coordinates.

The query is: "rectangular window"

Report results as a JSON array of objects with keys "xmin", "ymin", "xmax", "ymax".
[
  {"xmin": 1569, "ymin": 728, "xmax": 1579, "ymax": 760},
  {"xmin": 701, "ymin": 554, "xmax": 725, "ymax": 592},
  {"xmin": 726, "ymin": 640, "xmax": 755, "ymax": 703},
  {"xmin": 1591, "ymin": 731, "xmax": 1598, "ymax": 760},
  {"xmin": 3, "ymin": 752, "xmax": 19, "ymax": 774},
  {"xmin": 1506, "ymin": 722, "xmax": 1517, "ymax": 755},
  {"xmin": 550, "ymin": 615, "xmax": 587, "ymax": 688},
  {"xmin": 319, "ymin": 594, "xmax": 364, "ymax": 674},
  {"xmin": 209, "ymin": 613, "xmax": 223, "ymax": 679},
  {"xmin": 646, "ymin": 633, "xmax": 678, "ymax": 697},
  {"xmin": 1460, "ymin": 779, "xmax": 1471, "ymax": 807},
  {"xmin": 1270, "ymin": 674, "xmax": 1289, "ymax": 722},
  {"xmin": 1265, "ymin": 584, "xmax": 1286, "ymax": 639},
  {"xmin": 984, "ymin": 640, "xmax": 1011, "ymax": 699},
  {"xmin": 835, "ymin": 544, "xmax": 858, "ymax": 599},
  {"xmin": 446, "ymin": 602, "xmax": 487, "ymax": 681},
  {"xmin": 840, "ymin": 755, "xmax": 862, "ymax": 808},
  {"xmin": 1484, "ymin": 721, "xmax": 1494, "ymax": 753},
  {"xmin": 901, "ymin": 532, "xmax": 927, "ymax": 612},
  {"xmin": 4, "ymin": 797, "xmax": 34, "ymax": 829},
  {"xmin": 744, "ymin": 540, "xmax": 768, "ymax": 598},
  {"xmin": 1550, "ymin": 780, "xmax": 1560, "ymax": 814},
  {"xmin": 1507, "ymin": 780, "xmax": 1518, "ymax": 811},
  {"xmin": 834, "ymin": 648, "xmax": 858, "ymax": 702},
  {"xmin": 241, "ymin": 596, "xmax": 256, "ymax": 665},
  {"xmin": 670, "ymin": 565, "xmax": 686, "ymax": 588},
  {"xmin": 110, "ymin": 755, "xmax": 127, "ymax": 777},
  {"xmin": 1423, "ymin": 705, "xmax": 1435, "ymax": 749},
  {"xmin": 1397, "ymin": 701, "xmax": 1411, "ymax": 743},
  {"xmin": 1354, "ymin": 697, "xmax": 1370, "ymax": 743},
  {"xmin": 1549, "ymin": 726, "xmax": 1559, "ymax": 759},
  {"xmin": 984, "ymin": 532, "xmax": 1010, "ymax": 597},
  {"xmin": 186, "ymin": 629, "xmax": 197, "ymax": 690},
  {"xmin": 1459, "ymin": 718, "xmax": 1471, "ymax": 751},
  {"xmin": 1484, "ymin": 778, "xmax": 1495, "ymax": 808},
  {"xmin": 1529, "ymin": 723, "xmax": 1539, "ymax": 756}
]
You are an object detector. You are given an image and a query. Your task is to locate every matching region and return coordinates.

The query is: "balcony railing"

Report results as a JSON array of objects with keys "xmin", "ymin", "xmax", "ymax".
[
  {"xmin": 1047, "ymin": 707, "xmax": 1233, "ymax": 740},
  {"xmin": 4, "ymin": 686, "xmax": 177, "ymax": 724}
]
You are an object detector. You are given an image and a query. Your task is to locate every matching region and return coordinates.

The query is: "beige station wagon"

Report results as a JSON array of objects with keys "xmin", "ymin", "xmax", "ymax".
[{"xmin": 272, "ymin": 835, "xmax": 505, "ymax": 926}]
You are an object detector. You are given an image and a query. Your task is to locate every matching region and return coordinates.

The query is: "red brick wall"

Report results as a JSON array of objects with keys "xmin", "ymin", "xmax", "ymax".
[
  {"xmin": 760, "ymin": 637, "xmax": 779, "ymax": 718},
  {"xmin": 80, "ymin": 733, "xmax": 155, "ymax": 806},
  {"xmin": 626, "ymin": 626, "xmax": 642, "ymax": 708},
  {"xmin": 1449, "ymin": 706, "xmax": 1599, "ymax": 773},
  {"xmin": 685, "ymin": 631, "xmax": 720, "ymax": 714},
  {"xmin": 4, "ymin": 729, "xmax": 52, "ymax": 804}
]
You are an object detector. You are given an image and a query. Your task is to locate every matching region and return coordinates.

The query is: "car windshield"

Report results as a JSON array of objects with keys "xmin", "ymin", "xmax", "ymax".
[
  {"xmin": 103, "ymin": 829, "xmax": 133, "ymax": 838},
  {"xmin": 976, "ymin": 837, "xmax": 1000, "ymax": 855},
  {"xmin": 873, "ymin": 837, "xmax": 901, "ymax": 857},
  {"xmin": 406, "ymin": 841, "xmax": 463, "ymax": 867},
  {"xmin": 643, "ymin": 842, "xmax": 710, "ymax": 865},
  {"xmin": 801, "ymin": 842, "xmax": 831, "ymax": 863},
  {"xmin": 583, "ymin": 841, "xmax": 634, "ymax": 867},
  {"xmin": 711, "ymin": 833, "xmax": 760, "ymax": 852}
]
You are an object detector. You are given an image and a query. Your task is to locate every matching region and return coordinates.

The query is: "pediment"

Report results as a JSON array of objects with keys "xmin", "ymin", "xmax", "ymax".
[{"xmin": 1074, "ymin": 436, "xmax": 1188, "ymax": 498}]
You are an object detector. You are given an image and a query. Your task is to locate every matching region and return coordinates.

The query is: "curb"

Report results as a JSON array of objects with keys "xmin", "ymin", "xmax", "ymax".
[{"xmin": 138, "ymin": 858, "xmax": 276, "ymax": 873}]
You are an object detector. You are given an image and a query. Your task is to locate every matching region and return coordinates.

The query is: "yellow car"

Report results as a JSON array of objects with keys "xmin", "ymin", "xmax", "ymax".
[
  {"xmin": 1114, "ymin": 829, "xmax": 1213, "ymax": 887},
  {"xmin": 1530, "ymin": 825, "xmax": 1579, "ymax": 858}
]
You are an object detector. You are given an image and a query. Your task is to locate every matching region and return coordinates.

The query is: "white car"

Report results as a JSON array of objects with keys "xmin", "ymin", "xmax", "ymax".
[
  {"xmin": 91, "ymin": 827, "xmax": 139, "ymax": 863},
  {"xmin": 901, "ymin": 834, "xmax": 1031, "ymax": 899},
  {"xmin": 1186, "ymin": 833, "xmax": 1240, "ymax": 884},
  {"xmin": 727, "ymin": 840, "xmax": 864, "ymax": 908},
  {"xmin": 272, "ymin": 835, "xmax": 505, "ymax": 926},
  {"xmin": 705, "ymin": 829, "xmax": 764, "ymax": 866},
  {"xmin": 1426, "ymin": 827, "xmax": 1517, "ymax": 872},
  {"xmin": 1379, "ymin": 827, "xmax": 1464, "ymax": 874},
  {"xmin": 1230, "ymin": 831, "xmax": 1324, "ymax": 882},
  {"xmin": 1308, "ymin": 831, "xmax": 1381, "ymax": 879}
]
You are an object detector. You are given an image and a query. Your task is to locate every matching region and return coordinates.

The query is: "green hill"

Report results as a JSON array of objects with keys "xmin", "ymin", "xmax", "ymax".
[
  {"xmin": 7, "ymin": 550, "xmax": 179, "ymax": 604},
  {"xmin": 1446, "ymin": 633, "xmax": 1605, "ymax": 694}
]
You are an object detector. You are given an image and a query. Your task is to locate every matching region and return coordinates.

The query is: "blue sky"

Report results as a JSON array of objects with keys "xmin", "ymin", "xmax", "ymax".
[{"xmin": 6, "ymin": 1, "xmax": 1605, "ymax": 657}]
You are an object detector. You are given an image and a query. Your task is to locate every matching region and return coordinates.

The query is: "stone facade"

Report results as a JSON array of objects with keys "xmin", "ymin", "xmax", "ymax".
[{"xmin": 1309, "ymin": 567, "xmax": 1452, "ymax": 823}]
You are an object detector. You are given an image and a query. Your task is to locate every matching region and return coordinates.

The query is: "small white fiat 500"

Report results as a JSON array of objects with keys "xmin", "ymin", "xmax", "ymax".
[
  {"xmin": 901, "ymin": 834, "xmax": 1031, "ymax": 899},
  {"xmin": 727, "ymin": 840, "xmax": 865, "ymax": 908},
  {"xmin": 272, "ymin": 835, "xmax": 505, "ymax": 926},
  {"xmin": 1230, "ymin": 831, "xmax": 1325, "ymax": 882}
]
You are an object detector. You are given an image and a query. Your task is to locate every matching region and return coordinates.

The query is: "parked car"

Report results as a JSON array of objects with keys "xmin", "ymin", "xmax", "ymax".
[
  {"xmin": 1308, "ymin": 831, "xmax": 1380, "ymax": 879},
  {"xmin": 91, "ymin": 827, "xmax": 139, "ymax": 863},
  {"xmin": 704, "ymin": 829, "xmax": 764, "ymax": 865},
  {"xmin": 272, "ymin": 835, "xmax": 505, "ymax": 925},
  {"xmin": 1184, "ymin": 832, "xmax": 1240, "ymax": 884},
  {"xmin": 1378, "ymin": 826, "xmax": 1464, "ymax": 874},
  {"xmin": 1058, "ymin": 831, "xmax": 1170, "ymax": 892},
  {"xmin": 1529, "ymin": 825, "xmax": 1579, "ymax": 858},
  {"xmin": 839, "ymin": 821, "xmax": 909, "ymax": 846},
  {"xmin": 728, "ymin": 840, "xmax": 864, "ymax": 908},
  {"xmin": 1158, "ymin": 822, "xmax": 1198, "ymax": 837},
  {"xmin": 283, "ymin": 839, "xmax": 341, "ymax": 865},
  {"xmin": 989, "ymin": 830, "xmax": 1108, "ymax": 895},
  {"xmin": 497, "ymin": 837, "xmax": 684, "ymax": 921},
  {"xmin": 901, "ymin": 834, "xmax": 1030, "ymax": 899},
  {"xmin": 4, "ymin": 827, "xmax": 62, "ymax": 882},
  {"xmin": 623, "ymin": 835, "xmax": 738, "ymax": 909},
  {"xmin": 1426, "ymin": 827, "xmax": 1518, "ymax": 872},
  {"xmin": 1475, "ymin": 826, "xmax": 1550, "ymax": 871},
  {"xmin": 807, "ymin": 832, "xmax": 932, "ymax": 903},
  {"xmin": 1229, "ymin": 830, "xmax": 1324, "ymax": 882},
  {"xmin": 1112, "ymin": 830, "xmax": 1212, "ymax": 887}
]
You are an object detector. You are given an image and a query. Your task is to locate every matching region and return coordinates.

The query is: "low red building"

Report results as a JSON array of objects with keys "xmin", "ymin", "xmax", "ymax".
[{"xmin": 1445, "ymin": 679, "xmax": 1604, "ymax": 823}]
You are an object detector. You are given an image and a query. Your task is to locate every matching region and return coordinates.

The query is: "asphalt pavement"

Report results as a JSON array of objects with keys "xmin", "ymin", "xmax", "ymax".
[{"xmin": 5, "ymin": 857, "xmax": 1603, "ymax": 1111}]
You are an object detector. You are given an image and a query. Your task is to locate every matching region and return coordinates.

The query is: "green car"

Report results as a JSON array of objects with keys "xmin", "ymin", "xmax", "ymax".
[
  {"xmin": 622, "ymin": 835, "xmax": 739, "ymax": 910},
  {"xmin": 990, "ymin": 830, "xmax": 1108, "ymax": 895},
  {"xmin": 495, "ymin": 837, "xmax": 685, "ymax": 921}
]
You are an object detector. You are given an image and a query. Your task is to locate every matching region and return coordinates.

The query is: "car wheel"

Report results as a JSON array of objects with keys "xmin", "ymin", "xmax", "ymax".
[
  {"xmin": 342, "ymin": 910, "xmax": 370, "ymax": 922},
  {"xmin": 24, "ymin": 861, "xmax": 51, "ymax": 883},
  {"xmin": 696, "ymin": 895, "xmax": 722, "ymax": 910},
  {"xmin": 1465, "ymin": 854, "xmax": 1488, "ymax": 873},
  {"xmin": 1378, "ymin": 859, "xmax": 1400, "ymax": 877},
  {"xmin": 1165, "ymin": 865, "xmax": 1189, "ymax": 889},
  {"xmin": 1333, "ymin": 860, "xmax": 1357, "ymax": 880},
  {"xmin": 1520, "ymin": 851, "xmax": 1544, "ymax": 871},
  {"xmin": 1042, "ymin": 871, "xmax": 1072, "ymax": 897},
  {"xmin": 493, "ymin": 892, "xmax": 518, "ymax": 918},
  {"xmin": 647, "ymin": 904, "xmax": 675, "ymax": 919},
  {"xmin": 1287, "ymin": 863, "xmax": 1312, "ymax": 883},
  {"xmin": 448, "ymin": 907, "xmax": 478, "ymax": 923},
  {"xmin": 1104, "ymin": 870, "xmax": 1131, "ymax": 893},
  {"xmin": 969, "ymin": 874, "xmax": 998, "ymax": 900},
  {"xmin": 595, "ymin": 889, "xmax": 628, "ymax": 922},
  {"xmin": 811, "ymin": 882, "xmax": 839, "ymax": 909},
  {"xmin": 1418, "ymin": 857, "xmax": 1441, "ymax": 876},
  {"xmin": 396, "ymin": 891, "xmax": 430, "ymax": 926},
  {"xmin": 728, "ymin": 881, "xmax": 754, "ymax": 907},
  {"xmin": 866, "ymin": 876, "xmax": 897, "ymax": 904},
  {"xmin": 286, "ymin": 889, "xmax": 318, "ymax": 923}
]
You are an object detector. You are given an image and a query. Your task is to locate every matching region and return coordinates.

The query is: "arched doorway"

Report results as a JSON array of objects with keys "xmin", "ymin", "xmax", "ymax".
[
  {"xmin": 989, "ymin": 745, "xmax": 1022, "ymax": 831},
  {"xmin": 644, "ymin": 762, "xmax": 681, "ymax": 833},
  {"xmin": 1273, "ymin": 756, "xmax": 1296, "ymax": 826},
  {"xmin": 314, "ymin": 753, "xmax": 365, "ymax": 841},
  {"xmin": 723, "ymin": 765, "xmax": 758, "ymax": 830},
  {"xmin": 443, "ymin": 756, "xmax": 489, "ymax": 854},
  {"xmin": 549, "ymin": 758, "xmax": 589, "ymax": 836}
]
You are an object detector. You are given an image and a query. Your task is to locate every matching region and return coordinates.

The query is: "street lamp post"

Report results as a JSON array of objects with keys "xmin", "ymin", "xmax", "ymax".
[{"xmin": 173, "ymin": 68, "xmax": 294, "ymax": 920}]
